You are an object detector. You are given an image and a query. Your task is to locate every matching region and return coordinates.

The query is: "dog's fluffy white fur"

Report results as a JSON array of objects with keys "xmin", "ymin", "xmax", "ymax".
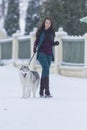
[{"xmin": 19, "ymin": 65, "xmax": 40, "ymax": 98}]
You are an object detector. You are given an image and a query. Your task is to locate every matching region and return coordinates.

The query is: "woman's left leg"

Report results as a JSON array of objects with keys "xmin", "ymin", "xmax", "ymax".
[{"xmin": 44, "ymin": 55, "xmax": 52, "ymax": 97}]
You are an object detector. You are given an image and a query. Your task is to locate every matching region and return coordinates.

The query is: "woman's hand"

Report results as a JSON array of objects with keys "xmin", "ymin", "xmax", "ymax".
[
  {"xmin": 33, "ymin": 46, "xmax": 38, "ymax": 53},
  {"xmin": 53, "ymin": 41, "xmax": 60, "ymax": 46},
  {"xmin": 33, "ymin": 47, "xmax": 36, "ymax": 53}
]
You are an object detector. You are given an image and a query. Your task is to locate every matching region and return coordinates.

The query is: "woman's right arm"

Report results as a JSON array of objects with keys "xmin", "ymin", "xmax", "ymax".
[
  {"xmin": 33, "ymin": 32, "xmax": 45, "ymax": 53},
  {"xmin": 33, "ymin": 37, "xmax": 39, "ymax": 53}
]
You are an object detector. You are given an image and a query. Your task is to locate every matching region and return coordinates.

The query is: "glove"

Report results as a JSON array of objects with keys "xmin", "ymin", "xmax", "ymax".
[
  {"xmin": 54, "ymin": 41, "xmax": 60, "ymax": 46},
  {"xmin": 33, "ymin": 47, "xmax": 38, "ymax": 53},
  {"xmin": 33, "ymin": 47, "xmax": 36, "ymax": 53}
]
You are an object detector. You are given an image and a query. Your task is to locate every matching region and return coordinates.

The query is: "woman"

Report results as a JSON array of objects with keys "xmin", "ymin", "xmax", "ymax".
[{"xmin": 33, "ymin": 17, "xmax": 59, "ymax": 98}]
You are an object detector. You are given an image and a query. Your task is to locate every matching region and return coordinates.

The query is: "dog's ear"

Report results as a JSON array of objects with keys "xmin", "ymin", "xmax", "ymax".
[{"xmin": 19, "ymin": 65, "xmax": 23, "ymax": 70}]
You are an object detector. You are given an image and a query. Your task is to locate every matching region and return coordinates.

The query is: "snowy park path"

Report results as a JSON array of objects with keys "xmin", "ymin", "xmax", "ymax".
[{"xmin": 0, "ymin": 64, "xmax": 87, "ymax": 130}]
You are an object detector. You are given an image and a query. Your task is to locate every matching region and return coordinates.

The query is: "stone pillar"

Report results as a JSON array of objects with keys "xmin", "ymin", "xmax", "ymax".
[
  {"xmin": 83, "ymin": 33, "xmax": 87, "ymax": 67},
  {"xmin": 12, "ymin": 31, "xmax": 21, "ymax": 61},
  {"xmin": 29, "ymin": 27, "xmax": 37, "ymax": 70},
  {"xmin": 0, "ymin": 44, "xmax": 1, "ymax": 59},
  {"xmin": 0, "ymin": 25, "xmax": 7, "ymax": 59},
  {"xmin": 54, "ymin": 27, "xmax": 67, "ymax": 73},
  {"xmin": 0, "ymin": 26, "xmax": 7, "ymax": 39}
]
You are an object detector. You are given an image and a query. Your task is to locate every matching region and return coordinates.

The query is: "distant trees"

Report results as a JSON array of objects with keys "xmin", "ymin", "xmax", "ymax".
[
  {"xmin": 25, "ymin": 0, "xmax": 42, "ymax": 35},
  {"xmin": 4, "ymin": 0, "xmax": 20, "ymax": 36},
  {"xmin": 0, "ymin": 0, "xmax": 7, "ymax": 24},
  {"xmin": 3, "ymin": 0, "xmax": 87, "ymax": 36},
  {"xmin": 42, "ymin": 0, "xmax": 87, "ymax": 35}
]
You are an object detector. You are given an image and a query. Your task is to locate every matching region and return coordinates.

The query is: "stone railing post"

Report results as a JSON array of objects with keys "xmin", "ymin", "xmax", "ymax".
[
  {"xmin": 0, "ymin": 26, "xmax": 7, "ymax": 39},
  {"xmin": 12, "ymin": 31, "xmax": 21, "ymax": 61},
  {"xmin": 55, "ymin": 27, "xmax": 67, "ymax": 73},
  {"xmin": 0, "ymin": 44, "xmax": 1, "ymax": 59},
  {"xmin": 29, "ymin": 27, "xmax": 37, "ymax": 70},
  {"xmin": 83, "ymin": 33, "xmax": 87, "ymax": 67},
  {"xmin": 0, "ymin": 25, "xmax": 7, "ymax": 59}
]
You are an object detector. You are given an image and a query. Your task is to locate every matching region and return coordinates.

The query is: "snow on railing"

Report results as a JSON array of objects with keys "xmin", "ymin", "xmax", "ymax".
[
  {"xmin": 62, "ymin": 35, "xmax": 84, "ymax": 40},
  {"xmin": 0, "ymin": 38, "xmax": 12, "ymax": 43}
]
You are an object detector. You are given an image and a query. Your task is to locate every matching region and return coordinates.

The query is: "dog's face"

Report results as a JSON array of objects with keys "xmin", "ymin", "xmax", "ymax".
[{"xmin": 19, "ymin": 65, "xmax": 30, "ymax": 78}]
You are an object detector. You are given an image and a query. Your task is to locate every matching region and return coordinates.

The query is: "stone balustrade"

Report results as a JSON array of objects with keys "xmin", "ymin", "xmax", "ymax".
[{"xmin": 0, "ymin": 27, "xmax": 87, "ymax": 77}]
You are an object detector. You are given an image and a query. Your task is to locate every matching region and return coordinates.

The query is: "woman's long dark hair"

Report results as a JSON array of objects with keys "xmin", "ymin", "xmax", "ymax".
[{"xmin": 36, "ymin": 17, "xmax": 55, "ymax": 38}]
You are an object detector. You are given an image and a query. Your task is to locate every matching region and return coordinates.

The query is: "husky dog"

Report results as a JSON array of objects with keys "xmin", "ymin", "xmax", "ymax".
[{"xmin": 19, "ymin": 65, "xmax": 40, "ymax": 98}]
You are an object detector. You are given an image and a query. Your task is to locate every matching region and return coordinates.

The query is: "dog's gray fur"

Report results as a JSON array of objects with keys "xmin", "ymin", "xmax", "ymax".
[{"xmin": 19, "ymin": 65, "xmax": 40, "ymax": 98}]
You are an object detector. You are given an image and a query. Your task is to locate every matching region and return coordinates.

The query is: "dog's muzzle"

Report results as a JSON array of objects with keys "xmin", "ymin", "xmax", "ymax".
[{"xmin": 22, "ymin": 73, "xmax": 27, "ymax": 78}]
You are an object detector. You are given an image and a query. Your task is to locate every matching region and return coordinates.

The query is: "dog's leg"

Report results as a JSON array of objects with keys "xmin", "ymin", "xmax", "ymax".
[
  {"xmin": 33, "ymin": 91, "xmax": 35, "ymax": 98},
  {"xmin": 32, "ymin": 84, "xmax": 37, "ymax": 98},
  {"xmin": 22, "ymin": 86, "xmax": 26, "ymax": 98},
  {"xmin": 26, "ymin": 86, "xmax": 31, "ymax": 98},
  {"xmin": 32, "ymin": 80, "xmax": 39, "ymax": 98},
  {"xmin": 28, "ymin": 90, "xmax": 31, "ymax": 98}
]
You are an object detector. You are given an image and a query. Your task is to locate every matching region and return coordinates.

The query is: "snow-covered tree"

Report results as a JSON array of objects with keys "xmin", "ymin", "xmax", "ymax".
[
  {"xmin": 62, "ymin": 0, "xmax": 87, "ymax": 35},
  {"xmin": 25, "ymin": 0, "xmax": 42, "ymax": 35},
  {"xmin": 42, "ymin": 0, "xmax": 87, "ymax": 35},
  {"xmin": 0, "ymin": 0, "xmax": 8, "ymax": 25},
  {"xmin": 41, "ymin": 0, "xmax": 64, "ymax": 31},
  {"xmin": 4, "ymin": 0, "xmax": 20, "ymax": 36}
]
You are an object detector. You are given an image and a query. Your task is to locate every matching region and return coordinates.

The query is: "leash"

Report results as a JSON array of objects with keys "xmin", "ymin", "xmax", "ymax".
[{"xmin": 28, "ymin": 53, "xmax": 36, "ymax": 66}]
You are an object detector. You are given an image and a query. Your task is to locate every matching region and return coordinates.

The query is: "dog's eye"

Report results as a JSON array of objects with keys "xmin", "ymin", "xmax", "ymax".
[
  {"xmin": 24, "ymin": 66, "xmax": 28, "ymax": 69},
  {"xmin": 20, "ymin": 68, "xmax": 23, "ymax": 70},
  {"xmin": 24, "ymin": 66, "xmax": 29, "ymax": 70}
]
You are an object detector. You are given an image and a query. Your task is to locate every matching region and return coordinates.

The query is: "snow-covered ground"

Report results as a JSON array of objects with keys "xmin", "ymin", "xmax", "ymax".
[{"xmin": 0, "ymin": 64, "xmax": 87, "ymax": 130}]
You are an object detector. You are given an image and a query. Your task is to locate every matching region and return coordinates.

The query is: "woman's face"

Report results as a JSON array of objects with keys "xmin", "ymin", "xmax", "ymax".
[{"xmin": 44, "ymin": 19, "xmax": 51, "ymax": 30}]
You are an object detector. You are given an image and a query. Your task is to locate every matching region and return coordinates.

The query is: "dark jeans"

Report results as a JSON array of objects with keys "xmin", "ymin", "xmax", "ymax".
[
  {"xmin": 38, "ymin": 52, "xmax": 52, "ymax": 77},
  {"xmin": 38, "ymin": 52, "xmax": 52, "ymax": 96}
]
